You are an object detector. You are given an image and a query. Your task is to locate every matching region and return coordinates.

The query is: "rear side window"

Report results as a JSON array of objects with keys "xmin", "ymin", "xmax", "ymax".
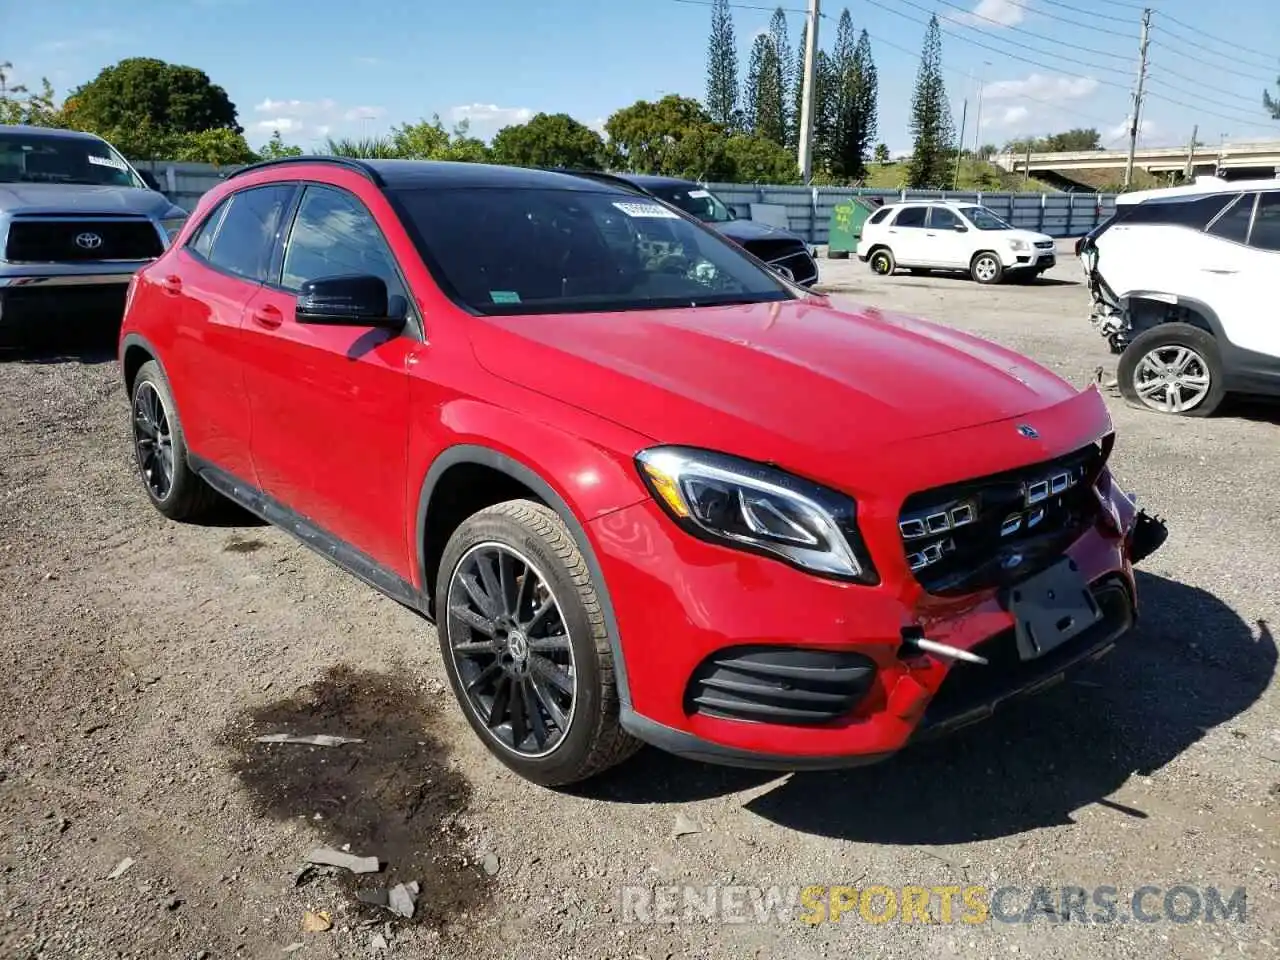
[
  {"xmin": 868, "ymin": 207, "xmax": 892, "ymax": 225},
  {"xmin": 1206, "ymin": 193, "xmax": 1257, "ymax": 245},
  {"xmin": 1125, "ymin": 193, "xmax": 1237, "ymax": 230},
  {"xmin": 893, "ymin": 207, "xmax": 927, "ymax": 228},
  {"xmin": 1248, "ymin": 192, "xmax": 1280, "ymax": 252},
  {"xmin": 188, "ymin": 198, "xmax": 228, "ymax": 261},
  {"xmin": 206, "ymin": 184, "xmax": 295, "ymax": 282}
]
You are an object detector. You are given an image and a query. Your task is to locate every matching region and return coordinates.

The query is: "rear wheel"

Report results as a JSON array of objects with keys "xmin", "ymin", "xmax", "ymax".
[
  {"xmin": 970, "ymin": 251, "xmax": 1004, "ymax": 284},
  {"xmin": 435, "ymin": 500, "xmax": 639, "ymax": 787},
  {"xmin": 130, "ymin": 360, "xmax": 220, "ymax": 520},
  {"xmin": 868, "ymin": 248, "xmax": 895, "ymax": 276},
  {"xmin": 1117, "ymin": 322, "xmax": 1226, "ymax": 417}
]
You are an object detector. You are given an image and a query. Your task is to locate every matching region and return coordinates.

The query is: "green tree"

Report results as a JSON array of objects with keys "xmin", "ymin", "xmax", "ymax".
[
  {"xmin": 705, "ymin": 0, "xmax": 740, "ymax": 129},
  {"xmin": 0, "ymin": 63, "xmax": 61, "ymax": 127},
  {"xmin": 604, "ymin": 95, "xmax": 715, "ymax": 174},
  {"xmin": 168, "ymin": 128, "xmax": 258, "ymax": 165},
  {"xmin": 874, "ymin": 142, "xmax": 890, "ymax": 164},
  {"xmin": 1265, "ymin": 77, "xmax": 1280, "ymax": 119},
  {"xmin": 906, "ymin": 15, "xmax": 954, "ymax": 189},
  {"xmin": 1043, "ymin": 128, "xmax": 1101, "ymax": 151},
  {"xmin": 830, "ymin": 14, "xmax": 877, "ymax": 181},
  {"xmin": 722, "ymin": 133, "xmax": 800, "ymax": 183},
  {"xmin": 259, "ymin": 130, "xmax": 303, "ymax": 159},
  {"xmin": 849, "ymin": 30, "xmax": 878, "ymax": 176},
  {"xmin": 745, "ymin": 34, "xmax": 785, "ymax": 144},
  {"xmin": 325, "ymin": 135, "xmax": 402, "ymax": 158},
  {"xmin": 790, "ymin": 27, "xmax": 838, "ymax": 174},
  {"xmin": 62, "ymin": 57, "xmax": 241, "ymax": 142},
  {"xmin": 491, "ymin": 112, "xmax": 604, "ymax": 169},
  {"xmin": 769, "ymin": 8, "xmax": 793, "ymax": 144}
]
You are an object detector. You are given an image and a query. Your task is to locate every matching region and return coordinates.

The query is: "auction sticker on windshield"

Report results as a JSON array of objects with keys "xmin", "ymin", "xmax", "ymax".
[
  {"xmin": 88, "ymin": 154, "xmax": 129, "ymax": 171},
  {"xmin": 612, "ymin": 202, "xmax": 681, "ymax": 219},
  {"xmin": 687, "ymin": 190, "xmax": 712, "ymax": 198}
]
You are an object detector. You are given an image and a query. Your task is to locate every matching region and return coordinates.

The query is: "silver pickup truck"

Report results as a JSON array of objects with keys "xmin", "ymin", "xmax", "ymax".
[{"xmin": 0, "ymin": 124, "xmax": 188, "ymax": 350}]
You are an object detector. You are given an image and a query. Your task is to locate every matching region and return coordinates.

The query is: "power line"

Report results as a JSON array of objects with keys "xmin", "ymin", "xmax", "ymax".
[
  {"xmin": 1145, "ymin": 73, "xmax": 1280, "ymax": 125},
  {"xmin": 1155, "ymin": 10, "xmax": 1280, "ymax": 67},
  {"xmin": 1029, "ymin": 0, "xmax": 1144, "ymax": 24},
  {"xmin": 921, "ymin": 0, "xmax": 1136, "ymax": 63},
  {"xmin": 1145, "ymin": 87, "xmax": 1280, "ymax": 130},
  {"xmin": 999, "ymin": 0, "xmax": 1136, "ymax": 36},
  {"xmin": 668, "ymin": 0, "xmax": 809, "ymax": 14},
  {"xmin": 1148, "ymin": 39, "xmax": 1277, "ymax": 84},
  {"xmin": 860, "ymin": 0, "xmax": 1134, "ymax": 92}
]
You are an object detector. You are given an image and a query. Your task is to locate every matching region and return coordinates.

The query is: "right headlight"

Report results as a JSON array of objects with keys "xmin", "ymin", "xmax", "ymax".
[{"xmin": 636, "ymin": 446, "xmax": 878, "ymax": 583}]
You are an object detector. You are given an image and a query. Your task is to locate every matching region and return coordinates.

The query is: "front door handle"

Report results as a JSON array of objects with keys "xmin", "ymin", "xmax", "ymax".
[
  {"xmin": 250, "ymin": 304, "xmax": 283, "ymax": 329},
  {"xmin": 161, "ymin": 275, "xmax": 182, "ymax": 295},
  {"xmin": 1202, "ymin": 267, "xmax": 1238, "ymax": 274}
]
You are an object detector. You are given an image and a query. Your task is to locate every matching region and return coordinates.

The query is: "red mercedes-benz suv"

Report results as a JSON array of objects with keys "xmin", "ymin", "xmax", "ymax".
[{"xmin": 118, "ymin": 157, "xmax": 1165, "ymax": 786}]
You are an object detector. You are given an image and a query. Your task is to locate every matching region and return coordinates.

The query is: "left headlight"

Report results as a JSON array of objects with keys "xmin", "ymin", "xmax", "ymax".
[
  {"xmin": 159, "ymin": 216, "xmax": 188, "ymax": 247},
  {"xmin": 636, "ymin": 446, "xmax": 878, "ymax": 583},
  {"xmin": 1007, "ymin": 238, "xmax": 1029, "ymax": 252}
]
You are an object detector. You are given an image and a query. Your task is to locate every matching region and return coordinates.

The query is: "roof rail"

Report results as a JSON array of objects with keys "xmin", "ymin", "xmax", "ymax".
[{"xmin": 225, "ymin": 155, "xmax": 385, "ymax": 186}]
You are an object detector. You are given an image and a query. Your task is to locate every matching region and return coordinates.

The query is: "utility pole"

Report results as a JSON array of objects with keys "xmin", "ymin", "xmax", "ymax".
[
  {"xmin": 1123, "ymin": 7, "xmax": 1152, "ymax": 191},
  {"xmin": 796, "ymin": 0, "xmax": 821, "ymax": 182},
  {"xmin": 972, "ymin": 60, "xmax": 990, "ymax": 158},
  {"xmin": 1023, "ymin": 137, "xmax": 1032, "ymax": 188},
  {"xmin": 1183, "ymin": 124, "xmax": 1198, "ymax": 180},
  {"xmin": 953, "ymin": 96, "xmax": 968, "ymax": 190}
]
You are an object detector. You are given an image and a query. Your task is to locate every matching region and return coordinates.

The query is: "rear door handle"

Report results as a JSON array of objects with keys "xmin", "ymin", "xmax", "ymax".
[
  {"xmin": 1202, "ymin": 267, "xmax": 1238, "ymax": 274},
  {"xmin": 161, "ymin": 275, "xmax": 182, "ymax": 295},
  {"xmin": 250, "ymin": 304, "xmax": 283, "ymax": 329}
]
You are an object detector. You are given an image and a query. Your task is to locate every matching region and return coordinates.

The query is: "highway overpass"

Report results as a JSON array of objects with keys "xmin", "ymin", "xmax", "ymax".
[{"xmin": 995, "ymin": 141, "xmax": 1280, "ymax": 182}]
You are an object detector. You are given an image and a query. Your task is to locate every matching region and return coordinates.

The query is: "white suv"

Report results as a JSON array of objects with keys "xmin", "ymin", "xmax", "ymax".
[
  {"xmin": 856, "ymin": 200, "xmax": 1057, "ymax": 284},
  {"xmin": 1080, "ymin": 177, "xmax": 1280, "ymax": 417}
]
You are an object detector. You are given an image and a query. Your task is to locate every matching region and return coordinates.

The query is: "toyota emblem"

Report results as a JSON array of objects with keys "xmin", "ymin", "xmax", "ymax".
[
  {"xmin": 74, "ymin": 232, "xmax": 103, "ymax": 250},
  {"xmin": 1017, "ymin": 423, "xmax": 1039, "ymax": 439}
]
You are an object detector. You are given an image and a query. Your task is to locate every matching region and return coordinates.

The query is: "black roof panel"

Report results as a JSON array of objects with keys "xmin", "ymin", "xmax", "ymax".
[{"xmin": 365, "ymin": 159, "xmax": 628, "ymax": 191}]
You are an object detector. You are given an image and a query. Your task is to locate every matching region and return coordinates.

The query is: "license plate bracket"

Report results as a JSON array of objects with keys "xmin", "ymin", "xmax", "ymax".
[{"xmin": 1003, "ymin": 558, "xmax": 1102, "ymax": 661}]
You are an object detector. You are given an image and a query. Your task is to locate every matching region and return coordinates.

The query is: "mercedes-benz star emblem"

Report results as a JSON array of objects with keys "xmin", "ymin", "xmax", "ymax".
[
  {"xmin": 1017, "ymin": 423, "xmax": 1039, "ymax": 439},
  {"xmin": 74, "ymin": 232, "xmax": 104, "ymax": 250}
]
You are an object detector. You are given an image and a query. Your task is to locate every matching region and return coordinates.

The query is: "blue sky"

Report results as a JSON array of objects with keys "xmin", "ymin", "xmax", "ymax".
[{"xmin": 4, "ymin": 0, "xmax": 1279, "ymax": 154}]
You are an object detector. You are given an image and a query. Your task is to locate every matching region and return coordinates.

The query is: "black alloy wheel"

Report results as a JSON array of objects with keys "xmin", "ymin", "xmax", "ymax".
[{"xmin": 132, "ymin": 380, "xmax": 174, "ymax": 501}]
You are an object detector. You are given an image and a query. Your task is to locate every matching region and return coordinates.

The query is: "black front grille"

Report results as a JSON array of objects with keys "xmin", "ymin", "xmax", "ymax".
[
  {"xmin": 4, "ymin": 218, "xmax": 163, "ymax": 263},
  {"xmin": 1034, "ymin": 240, "xmax": 1055, "ymax": 250},
  {"xmin": 898, "ymin": 443, "xmax": 1106, "ymax": 595},
  {"xmin": 685, "ymin": 645, "xmax": 877, "ymax": 725},
  {"xmin": 742, "ymin": 237, "xmax": 807, "ymax": 263}
]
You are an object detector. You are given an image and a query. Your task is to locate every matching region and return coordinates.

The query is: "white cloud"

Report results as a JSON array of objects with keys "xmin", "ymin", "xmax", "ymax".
[
  {"xmin": 354, "ymin": 56, "xmax": 382, "ymax": 66},
  {"xmin": 950, "ymin": 0, "xmax": 1027, "ymax": 28},
  {"xmin": 36, "ymin": 29, "xmax": 122, "ymax": 53},
  {"xmin": 982, "ymin": 73, "xmax": 1099, "ymax": 104},
  {"xmin": 984, "ymin": 105, "xmax": 1030, "ymax": 129},
  {"xmin": 449, "ymin": 103, "xmax": 534, "ymax": 126},
  {"xmin": 1105, "ymin": 118, "xmax": 1159, "ymax": 142},
  {"xmin": 250, "ymin": 97, "xmax": 384, "ymax": 143}
]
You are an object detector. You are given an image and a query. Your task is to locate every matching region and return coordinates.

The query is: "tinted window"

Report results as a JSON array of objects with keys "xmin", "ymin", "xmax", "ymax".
[
  {"xmin": 894, "ymin": 207, "xmax": 928, "ymax": 228},
  {"xmin": 281, "ymin": 186, "xmax": 403, "ymax": 295},
  {"xmin": 392, "ymin": 187, "xmax": 791, "ymax": 315},
  {"xmin": 1124, "ymin": 193, "xmax": 1237, "ymax": 230},
  {"xmin": 0, "ymin": 130, "xmax": 142, "ymax": 188},
  {"xmin": 1206, "ymin": 192, "xmax": 1256, "ymax": 245},
  {"xmin": 959, "ymin": 206, "xmax": 1013, "ymax": 230},
  {"xmin": 188, "ymin": 198, "xmax": 228, "ymax": 261},
  {"xmin": 206, "ymin": 185, "xmax": 295, "ymax": 282},
  {"xmin": 1248, "ymin": 192, "xmax": 1280, "ymax": 252},
  {"xmin": 929, "ymin": 207, "xmax": 960, "ymax": 229},
  {"xmin": 650, "ymin": 186, "xmax": 735, "ymax": 223},
  {"xmin": 868, "ymin": 207, "xmax": 892, "ymax": 225}
]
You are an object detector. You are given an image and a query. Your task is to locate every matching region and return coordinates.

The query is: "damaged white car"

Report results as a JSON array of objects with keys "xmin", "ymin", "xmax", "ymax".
[{"xmin": 1079, "ymin": 177, "xmax": 1280, "ymax": 417}]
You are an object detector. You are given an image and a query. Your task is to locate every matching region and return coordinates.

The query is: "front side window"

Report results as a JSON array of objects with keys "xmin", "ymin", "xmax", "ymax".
[
  {"xmin": 959, "ymin": 206, "xmax": 1013, "ymax": 231},
  {"xmin": 650, "ymin": 186, "xmax": 735, "ymax": 223},
  {"xmin": 206, "ymin": 184, "xmax": 295, "ymax": 282},
  {"xmin": 893, "ymin": 207, "xmax": 928, "ymax": 228},
  {"xmin": 281, "ymin": 185, "xmax": 404, "ymax": 296},
  {"xmin": 1247, "ymin": 192, "xmax": 1280, "ymax": 252},
  {"xmin": 929, "ymin": 207, "xmax": 960, "ymax": 229},
  {"xmin": 0, "ymin": 130, "xmax": 143, "ymax": 188},
  {"xmin": 391, "ymin": 187, "xmax": 792, "ymax": 316}
]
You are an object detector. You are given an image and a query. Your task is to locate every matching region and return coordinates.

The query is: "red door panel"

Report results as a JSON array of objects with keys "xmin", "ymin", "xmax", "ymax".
[
  {"xmin": 161, "ymin": 248, "xmax": 257, "ymax": 482},
  {"xmin": 240, "ymin": 283, "xmax": 416, "ymax": 577}
]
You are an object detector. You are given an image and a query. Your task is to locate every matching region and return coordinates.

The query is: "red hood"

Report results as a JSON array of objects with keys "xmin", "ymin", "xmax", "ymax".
[{"xmin": 467, "ymin": 298, "xmax": 1085, "ymax": 481}]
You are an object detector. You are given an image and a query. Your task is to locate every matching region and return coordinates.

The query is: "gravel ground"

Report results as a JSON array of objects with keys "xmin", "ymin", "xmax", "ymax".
[{"xmin": 1, "ymin": 257, "xmax": 1276, "ymax": 960}]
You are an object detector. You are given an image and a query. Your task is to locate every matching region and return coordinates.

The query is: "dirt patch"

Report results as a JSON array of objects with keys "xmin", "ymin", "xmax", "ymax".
[
  {"xmin": 220, "ymin": 665, "xmax": 491, "ymax": 929},
  {"xmin": 222, "ymin": 536, "xmax": 266, "ymax": 553}
]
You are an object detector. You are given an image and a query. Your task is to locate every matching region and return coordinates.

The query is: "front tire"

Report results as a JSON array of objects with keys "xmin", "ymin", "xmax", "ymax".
[
  {"xmin": 868, "ymin": 248, "xmax": 896, "ymax": 276},
  {"xmin": 970, "ymin": 251, "xmax": 1004, "ymax": 284},
  {"xmin": 435, "ymin": 500, "xmax": 639, "ymax": 787},
  {"xmin": 130, "ymin": 360, "xmax": 220, "ymax": 521},
  {"xmin": 1117, "ymin": 322, "xmax": 1226, "ymax": 417}
]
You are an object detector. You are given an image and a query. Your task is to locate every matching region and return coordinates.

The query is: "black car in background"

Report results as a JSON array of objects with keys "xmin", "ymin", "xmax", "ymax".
[{"xmin": 558, "ymin": 170, "xmax": 820, "ymax": 287}]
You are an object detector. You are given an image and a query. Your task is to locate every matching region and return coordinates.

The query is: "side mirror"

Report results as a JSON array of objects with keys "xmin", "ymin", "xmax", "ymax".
[
  {"xmin": 954, "ymin": 223, "xmax": 969, "ymax": 232},
  {"xmin": 295, "ymin": 275, "xmax": 405, "ymax": 329},
  {"xmin": 138, "ymin": 170, "xmax": 162, "ymax": 191}
]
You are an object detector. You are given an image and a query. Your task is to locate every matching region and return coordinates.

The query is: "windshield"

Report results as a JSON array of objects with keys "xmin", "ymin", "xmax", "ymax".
[
  {"xmin": 0, "ymin": 131, "xmax": 142, "ymax": 187},
  {"xmin": 648, "ymin": 185, "xmax": 735, "ymax": 223},
  {"xmin": 959, "ymin": 206, "xmax": 1013, "ymax": 231},
  {"xmin": 392, "ymin": 187, "xmax": 792, "ymax": 316}
]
